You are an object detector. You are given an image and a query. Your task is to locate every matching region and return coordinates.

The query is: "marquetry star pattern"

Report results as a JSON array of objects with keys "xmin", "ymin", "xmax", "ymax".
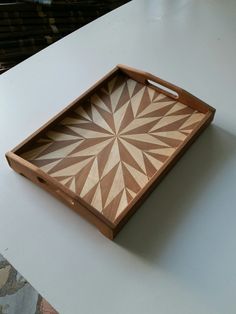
[{"xmin": 21, "ymin": 74, "xmax": 206, "ymax": 222}]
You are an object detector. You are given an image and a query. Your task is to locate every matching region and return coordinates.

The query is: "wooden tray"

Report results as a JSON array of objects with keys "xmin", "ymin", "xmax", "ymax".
[{"xmin": 6, "ymin": 65, "xmax": 215, "ymax": 239}]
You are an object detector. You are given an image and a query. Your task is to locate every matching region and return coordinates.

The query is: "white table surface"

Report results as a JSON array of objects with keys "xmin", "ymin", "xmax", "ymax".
[{"xmin": 1, "ymin": 0, "xmax": 236, "ymax": 313}]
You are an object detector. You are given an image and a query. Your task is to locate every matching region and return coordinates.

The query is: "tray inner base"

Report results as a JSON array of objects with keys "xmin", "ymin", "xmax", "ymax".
[{"xmin": 19, "ymin": 74, "xmax": 206, "ymax": 223}]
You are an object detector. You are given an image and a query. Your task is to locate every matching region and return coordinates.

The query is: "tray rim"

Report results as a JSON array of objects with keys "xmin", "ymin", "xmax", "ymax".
[{"xmin": 6, "ymin": 64, "xmax": 216, "ymax": 237}]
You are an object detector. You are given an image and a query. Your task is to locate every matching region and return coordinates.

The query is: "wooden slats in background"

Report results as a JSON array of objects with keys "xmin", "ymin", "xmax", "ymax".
[{"xmin": 0, "ymin": 0, "xmax": 130, "ymax": 73}]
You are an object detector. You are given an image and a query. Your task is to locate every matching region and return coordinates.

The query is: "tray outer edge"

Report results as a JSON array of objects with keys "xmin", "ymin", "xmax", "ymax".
[
  {"xmin": 5, "ymin": 151, "xmax": 115, "ymax": 239},
  {"xmin": 112, "ymin": 65, "xmax": 216, "ymax": 232},
  {"xmin": 11, "ymin": 66, "xmax": 120, "ymax": 155},
  {"xmin": 5, "ymin": 64, "xmax": 216, "ymax": 239},
  {"xmin": 113, "ymin": 110, "xmax": 215, "ymax": 235},
  {"xmin": 6, "ymin": 66, "xmax": 123, "ymax": 239}
]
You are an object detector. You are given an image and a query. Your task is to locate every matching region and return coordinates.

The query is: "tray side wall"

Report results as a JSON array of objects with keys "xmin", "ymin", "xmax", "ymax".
[
  {"xmin": 12, "ymin": 67, "xmax": 120, "ymax": 156},
  {"xmin": 113, "ymin": 109, "xmax": 215, "ymax": 235},
  {"xmin": 5, "ymin": 152, "xmax": 115, "ymax": 239},
  {"xmin": 118, "ymin": 64, "xmax": 216, "ymax": 114}
]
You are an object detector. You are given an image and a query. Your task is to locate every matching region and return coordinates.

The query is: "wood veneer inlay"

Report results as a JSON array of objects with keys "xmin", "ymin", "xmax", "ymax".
[{"xmin": 20, "ymin": 74, "xmax": 206, "ymax": 222}]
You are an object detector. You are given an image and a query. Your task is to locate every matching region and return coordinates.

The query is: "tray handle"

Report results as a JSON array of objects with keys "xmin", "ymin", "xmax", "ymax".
[
  {"xmin": 117, "ymin": 64, "xmax": 214, "ymax": 113},
  {"xmin": 117, "ymin": 64, "xmax": 181, "ymax": 100}
]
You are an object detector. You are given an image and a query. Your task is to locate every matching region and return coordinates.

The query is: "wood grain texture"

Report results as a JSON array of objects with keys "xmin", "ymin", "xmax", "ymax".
[{"xmin": 18, "ymin": 73, "xmax": 207, "ymax": 223}]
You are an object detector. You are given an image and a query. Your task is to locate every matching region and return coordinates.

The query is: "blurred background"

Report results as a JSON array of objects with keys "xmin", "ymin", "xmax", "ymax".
[{"xmin": 0, "ymin": 0, "xmax": 130, "ymax": 73}]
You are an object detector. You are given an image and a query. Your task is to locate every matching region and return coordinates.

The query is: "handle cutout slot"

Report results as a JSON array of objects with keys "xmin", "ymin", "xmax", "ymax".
[
  {"xmin": 147, "ymin": 79, "xmax": 179, "ymax": 99},
  {"xmin": 37, "ymin": 175, "xmax": 75, "ymax": 206},
  {"xmin": 37, "ymin": 176, "xmax": 47, "ymax": 184}
]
